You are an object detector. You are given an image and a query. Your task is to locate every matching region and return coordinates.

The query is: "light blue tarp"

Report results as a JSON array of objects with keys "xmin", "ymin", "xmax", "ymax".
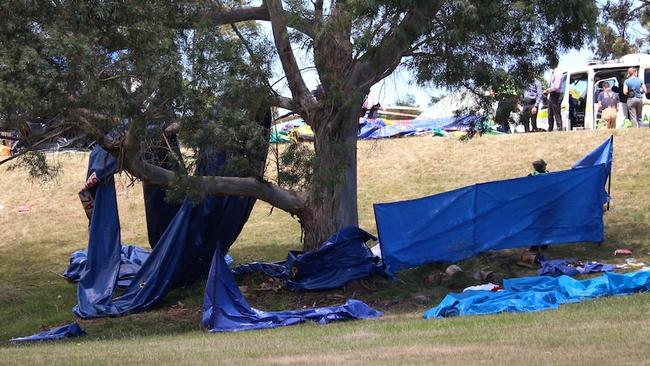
[
  {"xmin": 424, "ymin": 269, "xmax": 650, "ymax": 319},
  {"xmin": 375, "ymin": 137, "xmax": 613, "ymax": 276}
]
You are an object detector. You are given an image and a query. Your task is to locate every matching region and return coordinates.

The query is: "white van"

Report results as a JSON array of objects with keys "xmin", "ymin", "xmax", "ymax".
[{"xmin": 532, "ymin": 53, "xmax": 650, "ymax": 130}]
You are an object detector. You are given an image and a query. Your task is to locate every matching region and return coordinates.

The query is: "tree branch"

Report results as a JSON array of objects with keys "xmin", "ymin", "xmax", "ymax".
[
  {"xmin": 205, "ymin": 3, "xmax": 314, "ymax": 36},
  {"xmin": 121, "ymin": 121, "xmax": 306, "ymax": 214},
  {"xmin": 265, "ymin": 0, "xmax": 316, "ymax": 112},
  {"xmin": 0, "ymin": 125, "xmax": 74, "ymax": 167},
  {"xmin": 207, "ymin": 5, "xmax": 271, "ymax": 25},
  {"xmin": 272, "ymin": 95, "xmax": 296, "ymax": 110},
  {"xmin": 69, "ymin": 106, "xmax": 307, "ymax": 215},
  {"xmin": 350, "ymin": 3, "xmax": 443, "ymax": 89}
]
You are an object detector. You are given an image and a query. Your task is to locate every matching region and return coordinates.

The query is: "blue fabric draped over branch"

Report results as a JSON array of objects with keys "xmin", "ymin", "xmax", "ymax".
[
  {"xmin": 73, "ymin": 115, "xmax": 381, "ymax": 331},
  {"xmin": 375, "ymin": 137, "xmax": 613, "ymax": 276},
  {"xmin": 73, "ymin": 147, "xmax": 257, "ymax": 318}
]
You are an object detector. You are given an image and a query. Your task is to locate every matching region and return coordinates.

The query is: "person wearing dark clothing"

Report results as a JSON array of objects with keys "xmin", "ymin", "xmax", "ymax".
[
  {"xmin": 545, "ymin": 66, "xmax": 564, "ymax": 131},
  {"xmin": 494, "ymin": 96, "xmax": 518, "ymax": 133},
  {"xmin": 520, "ymin": 80, "xmax": 543, "ymax": 132},
  {"xmin": 612, "ymin": 85, "xmax": 629, "ymax": 121}
]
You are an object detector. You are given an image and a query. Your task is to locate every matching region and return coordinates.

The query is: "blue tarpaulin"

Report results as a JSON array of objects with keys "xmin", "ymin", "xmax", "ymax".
[
  {"xmin": 10, "ymin": 322, "xmax": 85, "ymax": 343},
  {"xmin": 73, "ymin": 146, "xmax": 258, "ymax": 318},
  {"xmin": 203, "ymin": 248, "xmax": 382, "ymax": 332},
  {"xmin": 573, "ymin": 136, "xmax": 613, "ymax": 171},
  {"xmin": 231, "ymin": 227, "xmax": 382, "ymax": 291},
  {"xmin": 64, "ymin": 244, "xmax": 150, "ymax": 288},
  {"xmin": 73, "ymin": 114, "xmax": 381, "ymax": 331},
  {"xmin": 64, "ymin": 244, "xmax": 233, "ymax": 288},
  {"xmin": 424, "ymin": 269, "xmax": 650, "ymax": 319},
  {"xmin": 375, "ymin": 137, "xmax": 613, "ymax": 276}
]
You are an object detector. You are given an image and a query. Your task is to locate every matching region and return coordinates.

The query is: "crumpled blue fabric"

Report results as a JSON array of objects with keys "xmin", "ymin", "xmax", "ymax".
[
  {"xmin": 64, "ymin": 245, "xmax": 150, "ymax": 288},
  {"xmin": 231, "ymin": 227, "xmax": 382, "ymax": 291},
  {"xmin": 10, "ymin": 322, "xmax": 86, "ymax": 343},
  {"xmin": 424, "ymin": 269, "xmax": 650, "ymax": 319},
  {"xmin": 64, "ymin": 245, "xmax": 232, "ymax": 288},
  {"xmin": 203, "ymin": 248, "xmax": 382, "ymax": 332},
  {"xmin": 537, "ymin": 256, "xmax": 616, "ymax": 277},
  {"xmin": 537, "ymin": 257, "xmax": 581, "ymax": 277}
]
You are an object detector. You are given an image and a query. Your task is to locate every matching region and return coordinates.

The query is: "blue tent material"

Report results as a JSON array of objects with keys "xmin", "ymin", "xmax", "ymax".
[
  {"xmin": 537, "ymin": 256, "xmax": 616, "ymax": 277},
  {"xmin": 203, "ymin": 248, "xmax": 382, "ymax": 332},
  {"xmin": 375, "ymin": 138, "xmax": 613, "ymax": 276},
  {"xmin": 573, "ymin": 136, "xmax": 613, "ymax": 172},
  {"xmin": 64, "ymin": 244, "xmax": 233, "ymax": 288},
  {"xmin": 73, "ymin": 146, "xmax": 257, "ymax": 318},
  {"xmin": 410, "ymin": 117, "xmax": 457, "ymax": 131},
  {"xmin": 423, "ymin": 269, "xmax": 650, "ymax": 319},
  {"xmin": 64, "ymin": 244, "xmax": 150, "ymax": 288},
  {"xmin": 74, "ymin": 116, "xmax": 381, "ymax": 330},
  {"xmin": 231, "ymin": 227, "xmax": 382, "ymax": 291},
  {"xmin": 10, "ymin": 322, "xmax": 85, "ymax": 343},
  {"xmin": 440, "ymin": 115, "xmax": 481, "ymax": 131},
  {"xmin": 143, "ymin": 183, "xmax": 182, "ymax": 248}
]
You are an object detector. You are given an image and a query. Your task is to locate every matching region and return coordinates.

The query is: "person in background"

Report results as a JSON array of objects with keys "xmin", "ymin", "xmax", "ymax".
[
  {"xmin": 623, "ymin": 67, "xmax": 647, "ymax": 128},
  {"xmin": 528, "ymin": 159, "xmax": 549, "ymax": 176},
  {"xmin": 611, "ymin": 84, "xmax": 629, "ymax": 122},
  {"xmin": 494, "ymin": 95, "xmax": 518, "ymax": 133},
  {"xmin": 545, "ymin": 60, "xmax": 564, "ymax": 131},
  {"xmin": 520, "ymin": 80, "xmax": 543, "ymax": 132},
  {"xmin": 597, "ymin": 81, "xmax": 619, "ymax": 129}
]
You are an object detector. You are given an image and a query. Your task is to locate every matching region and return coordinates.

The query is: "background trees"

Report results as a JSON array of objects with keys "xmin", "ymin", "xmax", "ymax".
[
  {"xmin": 593, "ymin": 0, "xmax": 650, "ymax": 59},
  {"xmin": 1, "ymin": 0, "xmax": 597, "ymax": 250}
]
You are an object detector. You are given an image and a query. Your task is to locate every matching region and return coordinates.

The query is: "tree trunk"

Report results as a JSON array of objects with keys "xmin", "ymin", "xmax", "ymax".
[{"xmin": 300, "ymin": 106, "xmax": 360, "ymax": 251}]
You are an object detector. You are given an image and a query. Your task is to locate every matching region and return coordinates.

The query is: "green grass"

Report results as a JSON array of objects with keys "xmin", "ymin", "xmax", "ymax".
[{"xmin": 1, "ymin": 129, "xmax": 650, "ymax": 365}]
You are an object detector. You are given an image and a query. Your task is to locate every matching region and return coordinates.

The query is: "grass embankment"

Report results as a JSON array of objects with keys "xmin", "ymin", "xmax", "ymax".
[{"xmin": 1, "ymin": 129, "xmax": 650, "ymax": 365}]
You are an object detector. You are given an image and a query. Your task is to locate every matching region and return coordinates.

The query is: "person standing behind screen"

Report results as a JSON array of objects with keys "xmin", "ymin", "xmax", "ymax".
[
  {"xmin": 611, "ymin": 85, "xmax": 628, "ymax": 122},
  {"xmin": 545, "ymin": 61, "xmax": 564, "ymax": 131},
  {"xmin": 520, "ymin": 80, "xmax": 543, "ymax": 132},
  {"xmin": 623, "ymin": 67, "xmax": 647, "ymax": 128},
  {"xmin": 597, "ymin": 82, "xmax": 619, "ymax": 129}
]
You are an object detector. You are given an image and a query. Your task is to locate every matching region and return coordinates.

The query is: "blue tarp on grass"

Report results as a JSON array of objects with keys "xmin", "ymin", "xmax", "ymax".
[
  {"xmin": 231, "ymin": 227, "xmax": 382, "ymax": 291},
  {"xmin": 10, "ymin": 322, "xmax": 85, "ymax": 343},
  {"xmin": 375, "ymin": 137, "xmax": 613, "ymax": 276},
  {"xmin": 424, "ymin": 269, "xmax": 650, "ymax": 319},
  {"xmin": 203, "ymin": 248, "xmax": 382, "ymax": 332}
]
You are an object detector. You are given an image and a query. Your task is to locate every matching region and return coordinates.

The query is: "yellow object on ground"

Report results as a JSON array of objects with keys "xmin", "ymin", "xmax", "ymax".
[{"xmin": 0, "ymin": 145, "xmax": 11, "ymax": 157}]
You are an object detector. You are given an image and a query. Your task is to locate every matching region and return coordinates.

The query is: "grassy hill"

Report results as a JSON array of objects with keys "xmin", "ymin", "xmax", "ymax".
[{"xmin": 1, "ymin": 129, "xmax": 650, "ymax": 365}]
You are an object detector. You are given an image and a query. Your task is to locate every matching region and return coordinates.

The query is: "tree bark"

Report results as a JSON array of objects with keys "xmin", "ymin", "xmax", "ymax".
[{"xmin": 300, "ymin": 106, "xmax": 361, "ymax": 250}]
